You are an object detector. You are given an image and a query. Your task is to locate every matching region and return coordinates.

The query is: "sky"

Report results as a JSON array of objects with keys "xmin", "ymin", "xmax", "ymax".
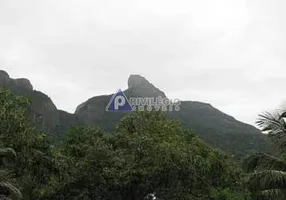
[{"xmin": 0, "ymin": 0, "xmax": 286, "ymax": 125}]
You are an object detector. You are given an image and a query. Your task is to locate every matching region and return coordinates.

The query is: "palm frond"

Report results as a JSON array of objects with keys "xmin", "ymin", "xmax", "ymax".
[
  {"xmin": 247, "ymin": 170, "xmax": 286, "ymax": 191},
  {"xmin": 244, "ymin": 153, "xmax": 286, "ymax": 172},
  {"xmin": 256, "ymin": 112, "xmax": 286, "ymax": 134},
  {"xmin": 279, "ymin": 111, "xmax": 286, "ymax": 120},
  {"xmin": 0, "ymin": 170, "xmax": 21, "ymax": 199},
  {"xmin": 254, "ymin": 189, "xmax": 286, "ymax": 200},
  {"xmin": 0, "ymin": 195, "xmax": 11, "ymax": 200},
  {"xmin": 256, "ymin": 112, "xmax": 286, "ymax": 152},
  {"xmin": 0, "ymin": 149, "xmax": 16, "ymax": 159},
  {"xmin": 0, "ymin": 182, "xmax": 22, "ymax": 200}
]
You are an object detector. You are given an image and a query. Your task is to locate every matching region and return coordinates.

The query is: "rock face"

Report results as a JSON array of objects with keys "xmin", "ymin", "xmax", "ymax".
[
  {"xmin": 0, "ymin": 70, "xmax": 270, "ymax": 157},
  {"xmin": 75, "ymin": 74, "xmax": 270, "ymax": 157},
  {"xmin": 13, "ymin": 78, "xmax": 33, "ymax": 90},
  {"xmin": 0, "ymin": 70, "xmax": 10, "ymax": 84},
  {"xmin": 0, "ymin": 70, "xmax": 33, "ymax": 90},
  {"xmin": 127, "ymin": 74, "xmax": 166, "ymax": 98},
  {"xmin": 75, "ymin": 74, "xmax": 167, "ymax": 128},
  {"xmin": 0, "ymin": 70, "xmax": 59, "ymax": 132}
]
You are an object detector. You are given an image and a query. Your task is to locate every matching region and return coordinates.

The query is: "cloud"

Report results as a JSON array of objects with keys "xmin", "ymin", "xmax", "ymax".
[{"xmin": 0, "ymin": 0, "xmax": 285, "ymax": 124}]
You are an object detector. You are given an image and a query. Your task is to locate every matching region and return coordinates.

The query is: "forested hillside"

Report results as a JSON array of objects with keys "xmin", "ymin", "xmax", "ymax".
[
  {"xmin": 0, "ymin": 88, "xmax": 249, "ymax": 199},
  {"xmin": 76, "ymin": 75, "xmax": 270, "ymax": 157},
  {"xmin": 0, "ymin": 70, "xmax": 269, "ymax": 157},
  {"xmin": 1, "ymin": 72, "xmax": 284, "ymax": 199}
]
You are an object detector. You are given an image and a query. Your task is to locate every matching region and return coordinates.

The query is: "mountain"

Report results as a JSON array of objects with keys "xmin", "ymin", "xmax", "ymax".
[
  {"xmin": 0, "ymin": 70, "xmax": 60, "ymax": 131},
  {"xmin": 0, "ymin": 70, "xmax": 79, "ymax": 134},
  {"xmin": 75, "ymin": 74, "xmax": 269, "ymax": 157},
  {"xmin": 0, "ymin": 70, "xmax": 269, "ymax": 156},
  {"xmin": 127, "ymin": 74, "xmax": 167, "ymax": 98},
  {"xmin": 167, "ymin": 101, "xmax": 267, "ymax": 157}
]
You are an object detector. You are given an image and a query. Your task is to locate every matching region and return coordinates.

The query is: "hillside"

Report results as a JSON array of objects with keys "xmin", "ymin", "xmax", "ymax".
[
  {"xmin": 0, "ymin": 70, "xmax": 60, "ymax": 132},
  {"xmin": 76, "ymin": 75, "xmax": 269, "ymax": 156},
  {"xmin": 0, "ymin": 70, "xmax": 269, "ymax": 156}
]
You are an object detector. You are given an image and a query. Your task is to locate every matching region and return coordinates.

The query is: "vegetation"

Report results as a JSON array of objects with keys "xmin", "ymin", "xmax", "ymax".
[
  {"xmin": 244, "ymin": 111, "xmax": 286, "ymax": 199},
  {"xmin": 0, "ymin": 88, "xmax": 56, "ymax": 199},
  {"xmin": 75, "ymin": 93, "xmax": 269, "ymax": 158},
  {"xmin": 0, "ymin": 70, "xmax": 268, "ymax": 158},
  {"xmin": 0, "ymin": 147, "xmax": 21, "ymax": 200},
  {"xmin": 0, "ymin": 87, "xmax": 251, "ymax": 199}
]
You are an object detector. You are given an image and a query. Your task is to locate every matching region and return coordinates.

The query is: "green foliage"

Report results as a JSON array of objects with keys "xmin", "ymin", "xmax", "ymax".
[
  {"xmin": 0, "ymin": 147, "xmax": 21, "ymax": 200},
  {"xmin": 111, "ymin": 111, "xmax": 241, "ymax": 199},
  {"xmin": 42, "ymin": 126, "xmax": 115, "ymax": 199},
  {"xmin": 75, "ymin": 93, "xmax": 269, "ymax": 158},
  {"xmin": 0, "ymin": 88, "xmax": 55, "ymax": 199},
  {"xmin": 42, "ymin": 111, "xmax": 247, "ymax": 200},
  {"xmin": 244, "ymin": 111, "xmax": 286, "ymax": 199},
  {"xmin": 1, "ymin": 70, "xmax": 268, "ymax": 159},
  {"xmin": 0, "ymin": 88, "xmax": 249, "ymax": 199},
  {"xmin": 210, "ymin": 188, "xmax": 250, "ymax": 200}
]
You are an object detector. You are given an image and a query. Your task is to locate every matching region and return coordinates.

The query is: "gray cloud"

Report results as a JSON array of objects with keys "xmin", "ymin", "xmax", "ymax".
[{"xmin": 0, "ymin": 0, "xmax": 285, "ymax": 125}]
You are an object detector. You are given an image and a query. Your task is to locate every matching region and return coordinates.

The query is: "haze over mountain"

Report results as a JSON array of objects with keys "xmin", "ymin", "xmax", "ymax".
[
  {"xmin": 1, "ymin": 0, "xmax": 286, "ymax": 126},
  {"xmin": 0, "ymin": 70, "xmax": 269, "ymax": 157}
]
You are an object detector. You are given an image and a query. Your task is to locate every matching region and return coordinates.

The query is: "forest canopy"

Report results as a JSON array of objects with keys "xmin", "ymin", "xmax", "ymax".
[{"xmin": 0, "ymin": 87, "xmax": 249, "ymax": 199}]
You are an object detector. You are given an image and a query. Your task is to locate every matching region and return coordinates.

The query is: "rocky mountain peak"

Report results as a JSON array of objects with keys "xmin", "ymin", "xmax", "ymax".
[
  {"xmin": 0, "ymin": 70, "xmax": 10, "ymax": 84},
  {"xmin": 127, "ymin": 74, "xmax": 166, "ymax": 98},
  {"xmin": 0, "ymin": 70, "xmax": 59, "ymax": 131},
  {"xmin": 13, "ymin": 78, "xmax": 33, "ymax": 90},
  {"xmin": 128, "ymin": 75, "xmax": 151, "ymax": 88},
  {"xmin": 0, "ymin": 70, "xmax": 33, "ymax": 90}
]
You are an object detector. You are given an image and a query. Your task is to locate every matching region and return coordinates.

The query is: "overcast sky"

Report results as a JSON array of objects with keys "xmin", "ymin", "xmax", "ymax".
[{"xmin": 0, "ymin": 0, "xmax": 285, "ymax": 125}]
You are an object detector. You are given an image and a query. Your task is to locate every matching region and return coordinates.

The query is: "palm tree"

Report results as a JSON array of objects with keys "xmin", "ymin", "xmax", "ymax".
[
  {"xmin": 0, "ymin": 148, "xmax": 21, "ymax": 200},
  {"xmin": 244, "ymin": 111, "xmax": 286, "ymax": 199}
]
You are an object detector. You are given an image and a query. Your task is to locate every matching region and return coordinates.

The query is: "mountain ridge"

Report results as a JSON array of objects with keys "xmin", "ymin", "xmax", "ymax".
[{"xmin": 0, "ymin": 70, "xmax": 269, "ymax": 156}]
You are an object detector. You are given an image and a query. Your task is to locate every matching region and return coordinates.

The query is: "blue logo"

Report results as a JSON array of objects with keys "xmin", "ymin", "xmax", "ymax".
[{"xmin": 105, "ymin": 89, "xmax": 133, "ymax": 112}]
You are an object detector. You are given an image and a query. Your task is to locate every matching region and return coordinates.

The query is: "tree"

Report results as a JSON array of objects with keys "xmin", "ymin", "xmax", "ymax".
[
  {"xmin": 0, "ymin": 88, "xmax": 55, "ymax": 199},
  {"xmin": 110, "ymin": 111, "xmax": 245, "ymax": 200},
  {"xmin": 41, "ymin": 126, "xmax": 115, "ymax": 200},
  {"xmin": 0, "ymin": 87, "xmax": 248, "ymax": 199},
  {"xmin": 41, "ymin": 111, "xmax": 245, "ymax": 200},
  {"xmin": 244, "ymin": 111, "xmax": 286, "ymax": 199},
  {"xmin": 0, "ymin": 147, "xmax": 21, "ymax": 200}
]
